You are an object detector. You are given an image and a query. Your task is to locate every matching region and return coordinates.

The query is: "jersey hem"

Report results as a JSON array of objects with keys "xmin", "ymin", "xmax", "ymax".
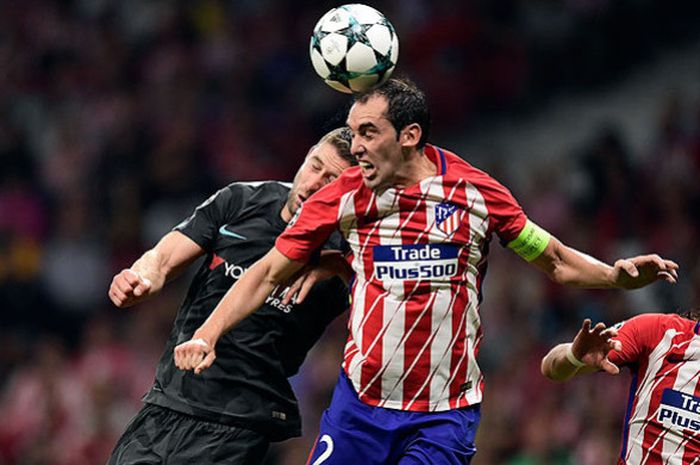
[
  {"xmin": 143, "ymin": 390, "xmax": 301, "ymax": 442},
  {"xmin": 346, "ymin": 378, "xmax": 482, "ymax": 412}
]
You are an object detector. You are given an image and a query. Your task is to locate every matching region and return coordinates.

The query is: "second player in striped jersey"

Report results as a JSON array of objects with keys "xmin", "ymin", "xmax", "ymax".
[
  {"xmin": 174, "ymin": 78, "xmax": 679, "ymax": 465},
  {"xmin": 542, "ymin": 312, "xmax": 700, "ymax": 465}
]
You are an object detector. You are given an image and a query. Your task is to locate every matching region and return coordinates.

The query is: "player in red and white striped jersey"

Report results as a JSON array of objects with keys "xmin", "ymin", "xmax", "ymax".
[
  {"xmin": 175, "ymin": 78, "xmax": 678, "ymax": 464},
  {"xmin": 542, "ymin": 312, "xmax": 700, "ymax": 465}
]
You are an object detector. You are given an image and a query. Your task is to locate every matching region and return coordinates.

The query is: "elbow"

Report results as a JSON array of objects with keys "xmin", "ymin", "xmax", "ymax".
[
  {"xmin": 544, "ymin": 265, "xmax": 569, "ymax": 286},
  {"xmin": 540, "ymin": 357, "xmax": 567, "ymax": 382},
  {"xmin": 540, "ymin": 358, "xmax": 553, "ymax": 379},
  {"xmin": 546, "ymin": 265, "xmax": 583, "ymax": 288}
]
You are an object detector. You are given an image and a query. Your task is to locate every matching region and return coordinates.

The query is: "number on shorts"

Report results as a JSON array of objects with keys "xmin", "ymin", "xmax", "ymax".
[{"xmin": 311, "ymin": 434, "xmax": 334, "ymax": 465}]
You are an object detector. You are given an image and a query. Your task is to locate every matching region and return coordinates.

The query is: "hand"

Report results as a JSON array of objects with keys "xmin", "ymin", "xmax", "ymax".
[
  {"xmin": 571, "ymin": 319, "xmax": 622, "ymax": 375},
  {"xmin": 109, "ymin": 269, "xmax": 153, "ymax": 308},
  {"xmin": 280, "ymin": 251, "xmax": 350, "ymax": 305},
  {"xmin": 612, "ymin": 254, "xmax": 679, "ymax": 289},
  {"xmin": 174, "ymin": 338, "xmax": 216, "ymax": 374},
  {"xmin": 279, "ymin": 265, "xmax": 329, "ymax": 305}
]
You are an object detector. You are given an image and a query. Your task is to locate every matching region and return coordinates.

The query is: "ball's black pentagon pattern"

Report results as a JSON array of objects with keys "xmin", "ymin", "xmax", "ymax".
[{"xmin": 310, "ymin": 5, "xmax": 398, "ymax": 93}]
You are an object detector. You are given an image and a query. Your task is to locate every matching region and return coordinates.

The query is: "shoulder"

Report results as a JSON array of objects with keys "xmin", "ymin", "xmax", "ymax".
[
  {"xmin": 225, "ymin": 180, "xmax": 290, "ymax": 195},
  {"xmin": 223, "ymin": 180, "xmax": 290, "ymax": 203},
  {"xmin": 617, "ymin": 313, "xmax": 664, "ymax": 334},
  {"xmin": 311, "ymin": 168, "xmax": 364, "ymax": 202},
  {"xmin": 336, "ymin": 167, "xmax": 364, "ymax": 189},
  {"xmin": 431, "ymin": 145, "xmax": 508, "ymax": 189},
  {"xmin": 616, "ymin": 313, "xmax": 694, "ymax": 348}
]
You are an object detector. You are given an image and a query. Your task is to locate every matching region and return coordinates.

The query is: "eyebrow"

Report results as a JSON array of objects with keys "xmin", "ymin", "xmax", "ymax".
[{"xmin": 355, "ymin": 122, "xmax": 377, "ymax": 132}]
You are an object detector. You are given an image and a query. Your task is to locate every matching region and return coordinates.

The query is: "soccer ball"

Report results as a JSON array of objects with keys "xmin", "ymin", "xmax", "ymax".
[{"xmin": 310, "ymin": 4, "xmax": 399, "ymax": 94}]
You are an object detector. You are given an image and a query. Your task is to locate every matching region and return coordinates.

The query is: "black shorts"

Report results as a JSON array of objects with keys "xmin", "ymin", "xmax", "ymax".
[{"xmin": 108, "ymin": 404, "xmax": 269, "ymax": 465}]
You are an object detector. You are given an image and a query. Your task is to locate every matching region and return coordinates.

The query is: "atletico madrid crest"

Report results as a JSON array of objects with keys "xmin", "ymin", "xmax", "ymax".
[{"xmin": 435, "ymin": 202, "xmax": 464, "ymax": 236}]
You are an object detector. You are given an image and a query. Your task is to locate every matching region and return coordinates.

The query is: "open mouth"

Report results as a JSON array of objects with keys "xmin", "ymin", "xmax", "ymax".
[{"xmin": 358, "ymin": 160, "xmax": 377, "ymax": 180}]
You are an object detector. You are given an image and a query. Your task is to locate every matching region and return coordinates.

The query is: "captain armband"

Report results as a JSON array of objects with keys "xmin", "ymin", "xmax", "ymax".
[{"xmin": 506, "ymin": 220, "xmax": 551, "ymax": 262}]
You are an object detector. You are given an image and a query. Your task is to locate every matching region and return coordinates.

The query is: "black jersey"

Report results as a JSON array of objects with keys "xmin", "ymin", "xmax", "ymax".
[{"xmin": 142, "ymin": 181, "xmax": 348, "ymax": 441}]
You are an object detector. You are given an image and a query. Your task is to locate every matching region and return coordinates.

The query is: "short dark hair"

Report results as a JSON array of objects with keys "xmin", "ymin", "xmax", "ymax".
[
  {"xmin": 354, "ymin": 77, "xmax": 431, "ymax": 148},
  {"xmin": 317, "ymin": 126, "xmax": 357, "ymax": 166},
  {"xmin": 679, "ymin": 307, "xmax": 700, "ymax": 322}
]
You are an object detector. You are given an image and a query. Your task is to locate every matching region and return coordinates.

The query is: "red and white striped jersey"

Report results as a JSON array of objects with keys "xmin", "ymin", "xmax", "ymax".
[
  {"xmin": 276, "ymin": 145, "xmax": 527, "ymax": 412},
  {"xmin": 609, "ymin": 313, "xmax": 700, "ymax": 465}
]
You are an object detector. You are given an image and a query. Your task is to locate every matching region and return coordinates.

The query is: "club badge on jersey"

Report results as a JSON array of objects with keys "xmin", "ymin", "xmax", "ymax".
[{"xmin": 435, "ymin": 202, "xmax": 464, "ymax": 237}]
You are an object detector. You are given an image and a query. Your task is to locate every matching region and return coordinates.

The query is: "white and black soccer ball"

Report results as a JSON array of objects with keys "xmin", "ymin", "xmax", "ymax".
[{"xmin": 310, "ymin": 4, "xmax": 399, "ymax": 94}]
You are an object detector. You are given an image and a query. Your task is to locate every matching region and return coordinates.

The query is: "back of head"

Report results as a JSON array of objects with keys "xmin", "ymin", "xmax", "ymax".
[
  {"xmin": 354, "ymin": 77, "xmax": 431, "ymax": 148},
  {"xmin": 679, "ymin": 307, "xmax": 700, "ymax": 322},
  {"xmin": 318, "ymin": 126, "xmax": 356, "ymax": 166}
]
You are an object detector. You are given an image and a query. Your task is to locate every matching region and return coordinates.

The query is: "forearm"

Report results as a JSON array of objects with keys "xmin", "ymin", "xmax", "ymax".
[
  {"xmin": 123, "ymin": 231, "xmax": 203, "ymax": 303},
  {"xmin": 541, "ymin": 343, "xmax": 581, "ymax": 381},
  {"xmin": 194, "ymin": 248, "xmax": 303, "ymax": 345},
  {"xmin": 194, "ymin": 261, "xmax": 277, "ymax": 344},
  {"xmin": 534, "ymin": 239, "xmax": 616, "ymax": 288}
]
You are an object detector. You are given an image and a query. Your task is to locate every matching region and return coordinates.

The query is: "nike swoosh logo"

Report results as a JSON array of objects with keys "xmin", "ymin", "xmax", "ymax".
[{"xmin": 219, "ymin": 225, "xmax": 247, "ymax": 240}]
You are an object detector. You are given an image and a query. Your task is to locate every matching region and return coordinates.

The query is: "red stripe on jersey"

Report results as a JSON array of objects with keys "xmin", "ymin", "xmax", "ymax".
[{"xmin": 358, "ymin": 280, "xmax": 386, "ymax": 404}]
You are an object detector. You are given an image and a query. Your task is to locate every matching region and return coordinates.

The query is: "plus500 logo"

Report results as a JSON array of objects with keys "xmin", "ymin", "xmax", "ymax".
[{"xmin": 372, "ymin": 244, "xmax": 459, "ymax": 281}]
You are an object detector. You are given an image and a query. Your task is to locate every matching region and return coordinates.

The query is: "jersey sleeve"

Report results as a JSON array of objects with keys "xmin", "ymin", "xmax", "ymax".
[
  {"xmin": 275, "ymin": 180, "xmax": 344, "ymax": 263},
  {"xmin": 474, "ymin": 170, "xmax": 528, "ymax": 243},
  {"xmin": 608, "ymin": 313, "xmax": 663, "ymax": 367},
  {"xmin": 174, "ymin": 185, "xmax": 244, "ymax": 250}
]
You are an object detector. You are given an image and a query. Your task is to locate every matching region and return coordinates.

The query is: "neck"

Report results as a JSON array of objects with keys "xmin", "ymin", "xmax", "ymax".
[
  {"xmin": 280, "ymin": 202, "xmax": 293, "ymax": 223},
  {"xmin": 390, "ymin": 147, "xmax": 437, "ymax": 190}
]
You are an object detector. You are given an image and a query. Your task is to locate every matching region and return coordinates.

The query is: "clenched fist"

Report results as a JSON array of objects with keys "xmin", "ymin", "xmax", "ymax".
[
  {"xmin": 108, "ymin": 269, "xmax": 152, "ymax": 308},
  {"xmin": 174, "ymin": 338, "xmax": 216, "ymax": 374}
]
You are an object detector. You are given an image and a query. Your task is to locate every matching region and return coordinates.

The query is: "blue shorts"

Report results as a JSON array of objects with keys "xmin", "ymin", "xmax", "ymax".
[{"xmin": 306, "ymin": 370, "xmax": 480, "ymax": 465}]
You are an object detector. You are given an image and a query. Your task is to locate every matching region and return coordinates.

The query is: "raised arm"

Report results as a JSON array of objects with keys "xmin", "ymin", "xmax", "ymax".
[
  {"xmin": 108, "ymin": 231, "xmax": 205, "ymax": 308},
  {"xmin": 174, "ymin": 247, "xmax": 305, "ymax": 373},
  {"xmin": 528, "ymin": 236, "xmax": 678, "ymax": 289},
  {"xmin": 541, "ymin": 319, "xmax": 622, "ymax": 381}
]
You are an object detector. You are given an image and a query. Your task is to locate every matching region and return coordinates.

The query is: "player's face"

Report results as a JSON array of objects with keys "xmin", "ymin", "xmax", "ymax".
[
  {"xmin": 347, "ymin": 95, "xmax": 404, "ymax": 192},
  {"xmin": 283, "ymin": 141, "xmax": 351, "ymax": 222}
]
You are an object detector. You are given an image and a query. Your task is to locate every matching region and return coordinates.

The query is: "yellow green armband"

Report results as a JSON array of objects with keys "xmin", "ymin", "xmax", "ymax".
[{"xmin": 507, "ymin": 220, "xmax": 551, "ymax": 262}]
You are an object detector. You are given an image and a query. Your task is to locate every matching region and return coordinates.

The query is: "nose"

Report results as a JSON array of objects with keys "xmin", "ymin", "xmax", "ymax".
[
  {"xmin": 351, "ymin": 137, "xmax": 364, "ymax": 159},
  {"xmin": 307, "ymin": 171, "xmax": 325, "ymax": 194}
]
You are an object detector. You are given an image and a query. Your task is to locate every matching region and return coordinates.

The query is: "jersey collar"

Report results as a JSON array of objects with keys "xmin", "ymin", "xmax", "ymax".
[{"xmin": 425, "ymin": 144, "xmax": 447, "ymax": 176}]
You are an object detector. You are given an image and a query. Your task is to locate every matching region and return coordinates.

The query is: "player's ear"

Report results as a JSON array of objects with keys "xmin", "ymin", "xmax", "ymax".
[{"xmin": 399, "ymin": 123, "xmax": 421, "ymax": 149}]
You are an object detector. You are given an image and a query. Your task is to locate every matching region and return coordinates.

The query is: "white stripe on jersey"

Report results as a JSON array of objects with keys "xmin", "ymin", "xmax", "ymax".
[
  {"xmin": 660, "ymin": 337, "xmax": 700, "ymax": 464},
  {"xmin": 626, "ymin": 329, "xmax": 678, "ymax": 464},
  {"xmin": 463, "ymin": 182, "xmax": 489, "ymax": 405}
]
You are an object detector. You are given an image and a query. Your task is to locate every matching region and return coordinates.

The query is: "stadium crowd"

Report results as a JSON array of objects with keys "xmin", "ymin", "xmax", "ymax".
[{"xmin": 1, "ymin": 1, "xmax": 699, "ymax": 464}]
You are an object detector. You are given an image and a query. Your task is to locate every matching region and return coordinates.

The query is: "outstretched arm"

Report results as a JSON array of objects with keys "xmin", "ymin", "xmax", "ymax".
[
  {"xmin": 541, "ymin": 319, "xmax": 622, "ymax": 382},
  {"xmin": 174, "ymin": 247, "xmax": 305, "ymax": 373},
  {"xmin": 529, "ymin": 236, "xmax": 678, "ymax": 289},
  {"xmin": 108, "ymin": 231, "xmax": 205, "ymax": 308}
]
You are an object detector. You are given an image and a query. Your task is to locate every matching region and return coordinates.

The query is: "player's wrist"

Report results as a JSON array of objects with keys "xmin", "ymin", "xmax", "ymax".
[
  {"xmin": 192, "ymin": 328, "xmax": 218, "ymax": 348},
  {"xmin": 565, "ymin": 344, "xmax": 587, "ymax": 368}
]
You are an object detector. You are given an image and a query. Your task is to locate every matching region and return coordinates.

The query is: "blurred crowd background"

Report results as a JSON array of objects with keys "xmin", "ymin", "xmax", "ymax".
[{"xmin": 1, "ymin": 1, "xmax": 700, "ymax": 464}]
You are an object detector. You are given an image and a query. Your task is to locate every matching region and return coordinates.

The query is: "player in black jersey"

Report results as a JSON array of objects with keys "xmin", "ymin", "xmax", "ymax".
[{"xmin": 107, "ymin": 128, "xmax": 356, "ymax": 465}]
